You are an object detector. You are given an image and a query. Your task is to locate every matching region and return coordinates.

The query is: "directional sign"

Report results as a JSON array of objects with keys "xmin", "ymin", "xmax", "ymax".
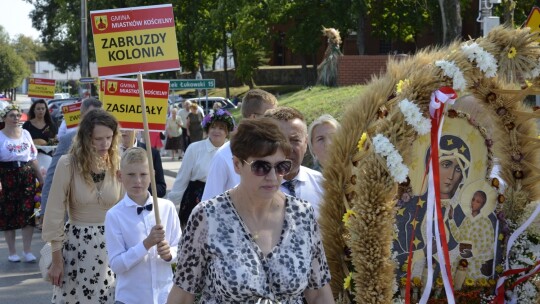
[
  {"xmin": 525, "ymin": 7, "xmax": 540, "ymax": 40},
  {"xmin": 169, "ymin": 79, "xmax": 215, "ymax": 90},
  {"xmin": 90, "ymin": 4, "xmax": 180, "ymax": 77}
]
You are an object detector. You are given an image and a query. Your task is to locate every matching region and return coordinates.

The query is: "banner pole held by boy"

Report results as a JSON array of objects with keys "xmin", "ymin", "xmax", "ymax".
[{"xmin": 137, "ymin": 73, "xmax": 161, "ymax": 225}]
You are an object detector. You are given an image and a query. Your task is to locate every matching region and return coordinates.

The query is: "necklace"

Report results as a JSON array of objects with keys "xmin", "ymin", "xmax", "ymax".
[
  {"xmin": 91, "ymin": 171, "xmax": 106, "ymax": 199},
  {"xmin": 231, "ymin": 189, "xmax": 276, "ymax": 241},
  {"xmin": 252, "ymin": 202, "xmax": 273, "ymax": 240}
]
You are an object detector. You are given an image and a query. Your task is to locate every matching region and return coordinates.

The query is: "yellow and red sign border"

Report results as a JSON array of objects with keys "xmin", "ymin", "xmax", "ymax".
[
  {"xmin": 90, "ymin": 4, "xmax": 180, "ymax": 77},
  {"xmin": 27, "ymin": 78, "xmax": 56, "ymax": 99},
  {"xmin": 103, "ymin": 78, "xmax": 169, "ymax": 130}
]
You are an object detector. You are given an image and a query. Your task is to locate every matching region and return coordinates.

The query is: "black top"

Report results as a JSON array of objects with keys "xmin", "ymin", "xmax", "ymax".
[{"xmin": 22, "ymin": 121, "xmax": 57, "ymax": 142}]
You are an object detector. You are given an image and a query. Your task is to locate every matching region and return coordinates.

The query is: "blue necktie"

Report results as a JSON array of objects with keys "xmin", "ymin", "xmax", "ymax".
[
  {"xmin": 137, "ymin": 204, "xmax": 153, "ymax": 215},
  {"xmin": 282, "ymin": 179, "xmax": 296, "ymax": 197}
]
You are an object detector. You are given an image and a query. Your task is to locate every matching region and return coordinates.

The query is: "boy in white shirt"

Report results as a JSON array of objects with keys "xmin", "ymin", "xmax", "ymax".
[{"xmin": 105, "ymin": 147, "xmax": 181, "ymax": 304}]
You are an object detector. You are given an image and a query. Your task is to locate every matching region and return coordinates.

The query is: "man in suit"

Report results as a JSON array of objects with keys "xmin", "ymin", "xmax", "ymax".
[
  {"xmin": 119, "ymin": 129, "xmax": 167, "ymax": 197},
  {"xmin": 40, "ymin": 98, "xmax": 103, "ymax": 219},
  {"xmin": 264, "ymin": 106, "xmax": 324, "ymax": 218}
]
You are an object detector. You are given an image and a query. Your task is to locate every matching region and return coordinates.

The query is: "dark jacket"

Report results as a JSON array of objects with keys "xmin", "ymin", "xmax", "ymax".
[{"xmin": 137, "ymin": 142, "xmax": 167, "ymax": 198}]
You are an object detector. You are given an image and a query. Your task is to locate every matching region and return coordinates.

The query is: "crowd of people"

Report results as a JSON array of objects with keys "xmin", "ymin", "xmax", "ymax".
[{"xmin": 0, "ymin": 90, "xmax": 341, "ymax": 303}]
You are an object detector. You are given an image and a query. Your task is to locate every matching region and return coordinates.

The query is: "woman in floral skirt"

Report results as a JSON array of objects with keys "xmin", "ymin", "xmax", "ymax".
[
  {"xmin": 0, "ymin": 104, "xmax": 44, "ymax": 263},
  {"xmin": 43, "ymin": 109, "xmax": 123, "ymax": 303}
]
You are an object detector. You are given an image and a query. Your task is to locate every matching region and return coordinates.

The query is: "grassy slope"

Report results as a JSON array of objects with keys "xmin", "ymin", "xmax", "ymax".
[
  {"xmin": 176, "ymin": 84, "xmax": 366, "ymax": 125},
  {"xmin": 274, "ymin": 85, "xmax": 366, "ymax": 124},
  {"xmin": 222, "ymin": 85, "xmax": 366, "ymax": 125}
]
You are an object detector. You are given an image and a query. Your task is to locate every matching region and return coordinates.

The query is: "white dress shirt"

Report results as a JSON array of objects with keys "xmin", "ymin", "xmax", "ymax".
[
  {"xmin": 178, "ymin": 109, "xmax": 190, "ymax": 127},
  {"xmin": 57, "ymin": 120, "xmax": 77, "ymax": 138},
  {"xmin": 280, "ymin": 166, "xmax": 324, "ymax": 218},
  {"xmin": 201, "ymin": 141, "xmax": 238, "ymax": 201},
  {"xmin": 168, "ymin": 138, "xmax": 223, "ymax": 205},
  {"xmin": 202, "ymin": 144, "xmax": 324, "ymax": 218},
  {"xmin": 105, "ymin": 193, "xmax": 182, "ymax": 304}
]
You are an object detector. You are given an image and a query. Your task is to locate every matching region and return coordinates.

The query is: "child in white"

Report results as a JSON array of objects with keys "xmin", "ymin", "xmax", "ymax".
[{"xmin": 105, "ymin": 147, "xmax": 181, "ymax": 304}]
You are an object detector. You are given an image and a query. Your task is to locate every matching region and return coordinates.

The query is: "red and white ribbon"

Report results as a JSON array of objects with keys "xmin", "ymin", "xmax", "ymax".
[
  {"xmin": 418, "ymin": 87, "xmax": 458, "ymax": 304},
  {"xmin": 429, "ymin": 87, "xmax": 457, "ymax": 118},
  {"xmin": 492, "ymin": 202, "xmax": 540, "ymax": 303}
]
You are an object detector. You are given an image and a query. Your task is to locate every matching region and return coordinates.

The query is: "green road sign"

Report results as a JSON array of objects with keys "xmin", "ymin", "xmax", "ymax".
[{"xmin": 170, "ymin": 79, "xmax": 215, "ymax": 90}]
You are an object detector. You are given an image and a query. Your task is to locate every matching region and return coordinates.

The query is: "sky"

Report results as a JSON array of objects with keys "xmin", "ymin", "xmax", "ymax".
[{"xmin": 0, "ymin": 0, "xmax": 41, "ymax": 40}]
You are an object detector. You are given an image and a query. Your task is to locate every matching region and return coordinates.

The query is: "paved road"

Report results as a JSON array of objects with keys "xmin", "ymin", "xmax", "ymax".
[
  {"xmin": 1, "ymin": 95, "xmax": 182, "ymax": 303},
  {"xmin": 0, "ymin": 230, "xmax": 53, "ymax": 303}
]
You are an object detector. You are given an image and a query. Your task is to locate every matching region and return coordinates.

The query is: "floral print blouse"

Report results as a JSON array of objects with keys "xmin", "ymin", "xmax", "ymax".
[{"xmin": 173, "ymin": 191, "xmax": 331, "ymax": 303}]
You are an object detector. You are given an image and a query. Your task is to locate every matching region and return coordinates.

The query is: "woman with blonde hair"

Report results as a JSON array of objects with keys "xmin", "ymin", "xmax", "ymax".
[
  {"xmin": 307, "ymin": 114, "xmax": 340, "ymax": 170},
  {"xmin": 43, "ymin": 109, "xmax": 124, "ymax": 303}
]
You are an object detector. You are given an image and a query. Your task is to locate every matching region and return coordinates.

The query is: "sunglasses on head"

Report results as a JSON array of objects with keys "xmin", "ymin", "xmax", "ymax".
[{"xmin": 242, "ymin": 159, "xmax": 292, "ymax": 176}]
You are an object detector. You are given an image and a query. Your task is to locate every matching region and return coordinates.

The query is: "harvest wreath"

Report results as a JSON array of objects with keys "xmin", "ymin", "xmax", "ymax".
[{"xmin": 320, "ymin": 26, "xmax": 540, "ymax": 304}]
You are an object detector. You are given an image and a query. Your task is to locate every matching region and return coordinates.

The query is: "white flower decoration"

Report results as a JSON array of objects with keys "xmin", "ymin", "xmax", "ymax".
[
  {"xmin": 461, "ymin": 42, "xmax": 498, "ymax": 78},
  {"xmin": 435, "ymin": 60, "xmax": 467, "ymax": 91},
  {"xmin": 0, "ymin": 104, "xmax": 21, "ymax": 122},
  {"xmin": 524, "ymin": 57, "xmax": 540, "ymax": 79},
  {"xmin": 398, "ymin": 99, "xmax": 431, "ymax": 135},
  {"xmin": 372, "ymin": 134, "xmax": 409, "ymax": 183},
  {"xmin": 519, "ymin": 200, "xmax": 540, "ymax": 237}
]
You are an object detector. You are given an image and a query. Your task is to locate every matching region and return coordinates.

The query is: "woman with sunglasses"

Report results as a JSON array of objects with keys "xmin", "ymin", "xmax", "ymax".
[
  {"xmin": 167, "ymin": 117, "xmax": 334, "ymax": 304},
  {"xmin": 0, "ymin": 104, "xmax": 44, "ymax": 263},
  {"xmin": 168, "ymin": 109, "xmax": 235, "ymax": 228}
]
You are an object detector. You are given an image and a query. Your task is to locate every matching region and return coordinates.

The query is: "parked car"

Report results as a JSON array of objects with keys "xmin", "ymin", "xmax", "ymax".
[
  {"xmin": 47, "ymin": 97, "xmax": 81, "ymax": 128},
  {"xmin": 168, "ymin": 95, "xmax": 183, "ymax": 105},
  {"xmin": 31, "ymin": 93, "xmax": 70, "ymax": 104},
  {"xmin": 54, "ymin": 93, "xmax": 71, "ymax": 99},
  {"xmin": 174, "ymin": 97, "xmax": 237, "ymax": 114}
]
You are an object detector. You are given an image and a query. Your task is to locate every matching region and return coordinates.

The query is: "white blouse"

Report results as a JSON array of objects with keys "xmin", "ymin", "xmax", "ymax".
[
  {"xmin": 168, "ymin": 138, "xmax": 223, "ymax": 205},
  {"xmin": 0, "ymin": 129, "xmax": 38, "ymax": 162}
]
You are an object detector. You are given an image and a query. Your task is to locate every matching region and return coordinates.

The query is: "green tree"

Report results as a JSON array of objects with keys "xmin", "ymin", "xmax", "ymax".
[
  {"xmin": 231, "ymin": 2, "xmax": 274, "ymax": 88},
  {"xmin": 27, "ymin": 0, "xmax": 81, "ymax": 72},
  {"xmin": 496, "ymin": 0, "xmax": 537, "ymax": 27},
  {"xmin": 365, "ymin": 0, "xmax": 433, "ymax": 46},
  {"xmin": 0, "ymin": 44, "xmax": 31, "ymax": 90},
  {"xmin": 11, "ymin": 34, "xmax": 45, "ymax": 63},
  {"xmin": 278, "ymin": 0, "xmax": 356, "ymax": 85},
  {"xmin": 26, "ymin": 0, "xmax": 169, "ymax": 73},
  {"xmin": 0, "ymin": 25, "xmax": 10, "ymax": 45}
]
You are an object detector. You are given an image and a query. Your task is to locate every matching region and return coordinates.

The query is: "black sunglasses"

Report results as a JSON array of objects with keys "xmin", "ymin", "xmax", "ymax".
[{"xmin": 242, "ymin": 159, "xmax": 293, "ymax": 176}]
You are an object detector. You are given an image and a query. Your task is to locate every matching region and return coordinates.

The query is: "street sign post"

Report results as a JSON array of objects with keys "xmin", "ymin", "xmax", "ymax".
[{"xmin": 169, "ymin": 79, "xmax": 215, "ymax": 90}]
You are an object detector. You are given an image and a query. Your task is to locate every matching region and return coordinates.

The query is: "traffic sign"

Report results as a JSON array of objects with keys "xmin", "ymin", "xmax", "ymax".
[
  {"xmin": 79, "ymin": 77, "xmax": 96, "ymax": 83},
  {"xmin": 525, "ymin": 7, "xmax": 540, "ymax": 40},
  {"xmin": 170, "ymin": 79, "xmax": 215, "ymax": 90}
]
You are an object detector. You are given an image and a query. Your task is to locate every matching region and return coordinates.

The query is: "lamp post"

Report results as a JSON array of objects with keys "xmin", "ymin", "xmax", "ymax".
[{"xmin": 81, "ymin": 0, "xmax": 89, "ymax": 97}]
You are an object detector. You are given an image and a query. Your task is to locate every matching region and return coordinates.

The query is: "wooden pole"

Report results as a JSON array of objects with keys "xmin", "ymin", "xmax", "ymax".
[{"xmin": 137, "ymin": 73, "xmax": 161, "ymax": 225}]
